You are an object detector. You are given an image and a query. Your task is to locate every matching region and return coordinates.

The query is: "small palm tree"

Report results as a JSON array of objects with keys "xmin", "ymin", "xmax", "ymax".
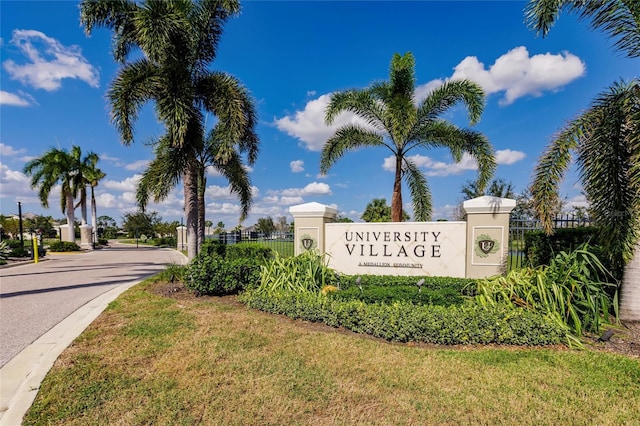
[
  {"xmin": 23, "ymin": 147, "xmax": 78, "ymax": 243},
  {"xmin": 321, "ymin": 52, "xmax": 495, "ymax": 221},
  {"xmin": 531, "ymin": 79, "xmax": 640, "ymax": 317}
]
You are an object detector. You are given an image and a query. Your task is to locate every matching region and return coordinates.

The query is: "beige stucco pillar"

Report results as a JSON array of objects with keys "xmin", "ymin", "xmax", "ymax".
[
  {"xmin": 462, "ymin": 196, "xmax": 516, "ymax": 279},
  {"xmin": 80, "ymin": 224, "xmax": 93, "ymax": 249},
  {"xmin": 58, "ymin": 224, "xmax": 72, "ymax": 242},
  {"xmin": 289, "ymin": 202, "xmax": 337, "ymax": 256},
  {"xmin": 176, "ymin": 226, "xmax": 187, "ymax": 252}
]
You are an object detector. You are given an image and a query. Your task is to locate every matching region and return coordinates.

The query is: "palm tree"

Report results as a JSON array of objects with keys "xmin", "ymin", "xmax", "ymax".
[
  {"xmin": 526, "ymin": 0, "xmax": 640, "ymax": 320},
  {"xmin": 80, "ymin": 0, "xmax": 258, "ymax": 260},
  {"xmin": 531, "ymin": 80, "xmax": 640, "ymax": 317},
  {"xmin": 321, "ymin": 52, "xmax": 496, "ymax": 222},
  {"xmin": 137, "ymin": 124, "xmax": 254, "ymax": 248},
  {"xmin": 361, "ymin": 198, "xmax": 409, "ymax": 222},
  {"xmin": 23, "ymin": 147, "xmax": 79, "ymax": 243},
  {"xmin": 461, "ymin": 178, "xmax": 516, "ymax": 200},
  {"xmin": 525, "ymin": 0, "xmax": 640, "ymax": 58}
]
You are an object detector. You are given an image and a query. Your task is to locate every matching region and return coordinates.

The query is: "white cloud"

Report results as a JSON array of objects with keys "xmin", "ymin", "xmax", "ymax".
[
  {"xmin": 279, "ymin": 182, "xmax": 332, "ymax": 197},
  {"xmin": 274, "ymin": 94, "xmax": 375, "ymax": 152},
  {"xmin": 280, "ymin": 196, "xmax": 304, "ymax": 205},
  {"xmin": 0, "ymin": 163, "xmax": 31, "ymax": 198},
  {"xmin": 206, "ymin": 202, "xmax": 242, "ymax": 215},
  {"xmin": 3, "ymin": 29, "xmax": 99, "ymax": 91},
  {"xmin": 102, "ymin": 175, "xmax": 141, "ymax": 192},
  {"xmin": 0, "ymin": 90, "xmax": 31, "ymax": 106},
  {"xmin": 448, "ymin": 46, "xmax": 585, "ymax": 105},
  {"xmin": 0, "ymin": 143, "xmax": 27, "ymax": 157},
  {"xmin": 125, "ymin": 159, "xmax": 150, "ymax": 171},
  {"xmin": 290, "ymin": 160, "xmax": 304, "ymax": 173},
  {"xmin": 495, "ymin": 149, "xmax": 526, "ymax": 165},
  {"xmin": 383, "ymin": 149, "xmax": 525, "ymax": 176}
]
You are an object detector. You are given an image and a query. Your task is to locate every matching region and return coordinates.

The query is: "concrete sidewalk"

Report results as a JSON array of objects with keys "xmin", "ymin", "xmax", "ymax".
[{"xmin": 0, "ymin": 243, "xmax": 187, "ymax": 425}]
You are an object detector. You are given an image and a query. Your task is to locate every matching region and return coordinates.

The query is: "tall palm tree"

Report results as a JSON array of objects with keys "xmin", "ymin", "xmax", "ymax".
[
  {"xmin": 532, "ymin": 80, "xmax": 640, "ymax": 317},
  {"xmin": 70, "ymin": 146, "xmax": 103, "ymax": 227},
  {"xmin": 137, "ymin": 124, "xmax": 254, "ymax": 247},
  {"xmin": 321, "ymin": 52, "xmax": 496, "ymax": 222},
  {"xmin": 525, "ymin": 0, "xmax": 640, "ymax": 58},
  {"xmin": 80, "ymin": 0, "xmax": 258, "ymax": 260},
  {"xmin": 526, "ymin": 0, "xmax": 640, "ymax": 320},
  {"xmin": 23, "ymin": 147, "xmax": 79, "ymax": 243}
]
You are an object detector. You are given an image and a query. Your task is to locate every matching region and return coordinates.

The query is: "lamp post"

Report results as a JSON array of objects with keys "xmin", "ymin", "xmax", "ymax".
[{"xmin": 18, "ymin": 201, "xmax": 24, "ymax": 248}]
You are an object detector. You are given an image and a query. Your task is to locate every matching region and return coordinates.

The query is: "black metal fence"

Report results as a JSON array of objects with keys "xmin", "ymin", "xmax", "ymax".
[
  {"xmin": 508, "ymin": 214, "xmax": 595, "ymax": 270},
  {"xmin": 206, "ymin": 230, "xmax": 295, "ymax": 257}
]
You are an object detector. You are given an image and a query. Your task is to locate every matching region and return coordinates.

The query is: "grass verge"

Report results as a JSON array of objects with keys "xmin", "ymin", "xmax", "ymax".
[{"xmin": 24, "ymin": 280, "xmax": 640, "ymax": 425}]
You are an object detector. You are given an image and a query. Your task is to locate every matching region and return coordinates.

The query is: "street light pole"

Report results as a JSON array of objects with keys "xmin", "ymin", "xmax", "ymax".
[{"xmin": 18, "ymin": 201, "xmax": 24, "ymax": 248}]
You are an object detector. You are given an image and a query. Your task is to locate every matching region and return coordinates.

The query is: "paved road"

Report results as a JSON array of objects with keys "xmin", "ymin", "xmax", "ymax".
[{"xmin": 0, "ymin": 242, "xmax": 187, "ymax": 425}]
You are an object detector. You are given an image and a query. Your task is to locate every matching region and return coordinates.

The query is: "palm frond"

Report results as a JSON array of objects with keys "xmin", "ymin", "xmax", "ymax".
[
  {"xmin": 525, "ymin": 0, "xmax": 640, "ymax": 58},
  {"xmin": 403, "ymin": 159, "xmax": 432, "ymax": 221},
  {"xmin": 108, "ymin": 59, "xmax": 161, "ymax": 144},
  {"xmin": 319, "ymin": 124, "xmax": 384, "ymax": 174}
]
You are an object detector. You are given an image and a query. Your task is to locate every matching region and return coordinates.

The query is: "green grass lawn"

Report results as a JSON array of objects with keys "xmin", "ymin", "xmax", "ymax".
[{"xmin": 24, "ymin": 278, "xmax": 640, "ymax": 425}]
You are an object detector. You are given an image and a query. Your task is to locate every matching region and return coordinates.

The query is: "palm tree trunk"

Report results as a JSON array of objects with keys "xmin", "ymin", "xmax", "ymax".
[
  {"xmin": 80, "ymin": 188, "xmax": 88, "ymax": 225},
  {"xmin": 65, "ymin": 192, "xmax": 76, "ymax": 243},
  {"xmin": 183, "ymin": 165, "xmax": 199, "ymax": 261},
  {"xmin": 197, "ymin": 167, "xmax": 206, "ymax": 248},
  {"xmin": 620, "ymin": 242, "xmax": 640, "ymax": 320},
  {"xmin": 391, "ymin": 155, "xmax": 403, "ymax": 222}
]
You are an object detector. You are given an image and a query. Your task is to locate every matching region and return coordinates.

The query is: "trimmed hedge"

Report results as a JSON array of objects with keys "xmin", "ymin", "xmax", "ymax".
[
  {"xmin": 48, "ymin": 241, "xmax": 81, "ymax": 252},
  {"xmin": 330, "ymin": 285, "xmax": 467, "ymax": 307},
  {"xmin": 239, "ymin": 290, "xmax": 566, "ymax": 346},
  {"xmin": 185, "ymin": 243, "xmax": 274, "ymax": 296},
  {"xmin": 186, "ymin": 256, "xmax": 261, "ymax": 296}
]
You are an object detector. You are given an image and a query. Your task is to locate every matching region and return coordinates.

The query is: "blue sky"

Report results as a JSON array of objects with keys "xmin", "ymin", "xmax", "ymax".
[{"xmin": 1, "ymin": 1, "xmax": 638, "ymax": 227}]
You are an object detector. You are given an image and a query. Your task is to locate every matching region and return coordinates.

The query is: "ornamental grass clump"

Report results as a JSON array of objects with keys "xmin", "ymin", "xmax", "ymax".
[
  {"xmin": 475, "ymin": 244, "xmax": 618, "ymax": 345},
  {"xmin": 257, "ymin": 250, "xmax": 337, "ymax": 294}
]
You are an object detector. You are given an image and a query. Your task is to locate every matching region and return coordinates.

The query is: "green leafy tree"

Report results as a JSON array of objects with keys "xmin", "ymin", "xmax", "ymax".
[
  {"xmin": 361, "ymin": 198, "xmax": 410, "ymax": 222},
  {"xmin": 97, "ymin": 215, "xmax": 118, "ymax": 239},
  {"xmin": 334, "ymin": 215, "xmax": 354, "ymax": 223},
  {"xmin": 23, "ymin": 147, "xmax": 80, "ymax": 243},
  {"xmin": 81, "ymin": 0, "xmax": 258, "ymax": 261},
  {"xmin": 122, "ymin": 211, "xmax": 161, "ymax": 238},
  {"xmin": 255, "ymin": 217, "xmax": 276, "ymax": 237},
  {"xmin": 321, "ymin": 52, "xmax": 495, "ymax": 222}
]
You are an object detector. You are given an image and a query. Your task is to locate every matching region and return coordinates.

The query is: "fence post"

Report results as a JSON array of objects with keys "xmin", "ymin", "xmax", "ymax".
[{"xmin": 463, "ymin": 196, "xmax": 516, "ymax": 279}]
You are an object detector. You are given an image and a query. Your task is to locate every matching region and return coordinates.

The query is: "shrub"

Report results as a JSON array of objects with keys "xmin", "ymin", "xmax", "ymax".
[
  {"xmin": 524, "ymin": 227, "xmax": 602, "ymax": 266},
  {"xmin": 337, "ymin": 275, "xmax": 476, "ymax": 296},
  {"xmin": 98, "ymin": 238, "xmax": 109, "ymax": 246},
  {"xmin": 226, "ymin": 243, "xmax": 274, "ymax": 262},
  {"xmin": 0, "ymin": 241, "xmax": 11, "ymax": 260},
  {"xmin": 186, "ymin": 255, "xmax": 261, "ymax": 296},
  {"xmin": 257, "ymin": 250, "xmax": 337, "ymax": 294},
  {"xmin": 199, "ymin": 239, "xmax": 227, "ymax": 258},
  {"xmin": 48, "ymin": 241, "xmax": 81, "ymax": 252},
  {"xmin": 475, "ymin": 244, "xmax": 618, "ymax": 346},
  {"xmin": 239, "ymin": 290, "xmax": 565, "ymax": 346},
  {"xmin": 153, "ymin": 237, "xmax": 176, "ymax": 247},
  {"xmin": 152, "ymin": 264, "xmax": 188, "ymax": 284}
]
